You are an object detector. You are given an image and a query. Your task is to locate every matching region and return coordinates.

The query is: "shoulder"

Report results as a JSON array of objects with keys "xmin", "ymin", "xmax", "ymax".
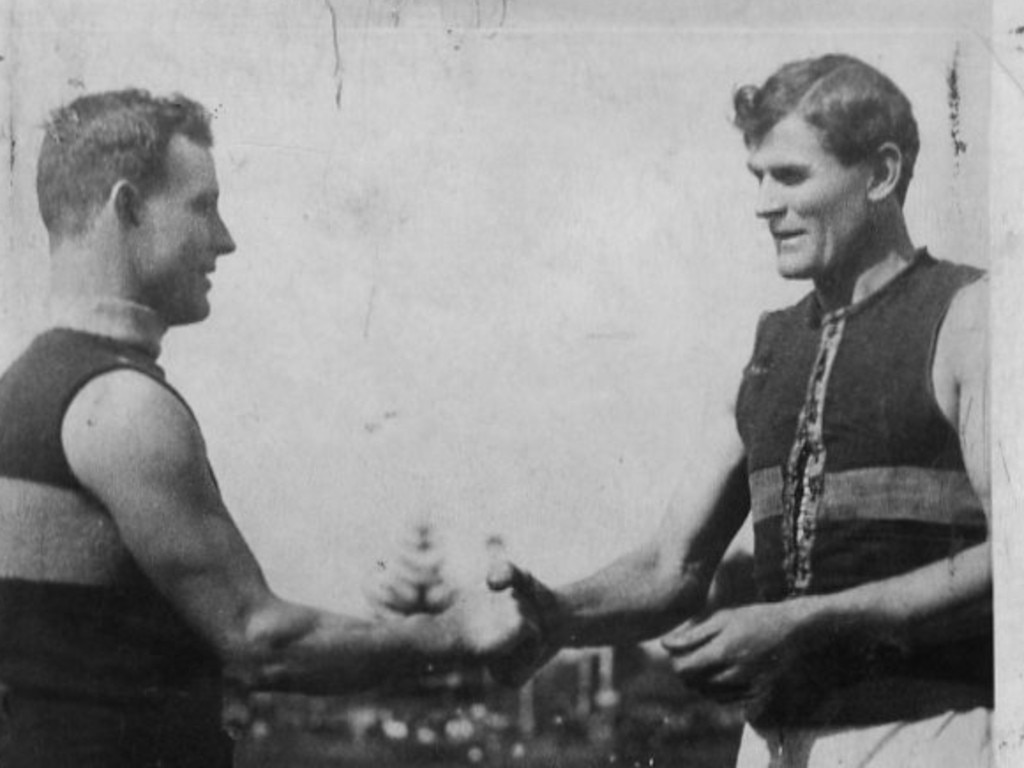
[
  {"xmin": 751, "ymin": 291, "xmax": 817, "ymax": 343},
  {"xmin": 65, "ymin": 367, "xmax": 196, "ymax": 435},
  {"xmin": 62, "ymin": 368, "xmax": 207, "ymax": 487},
  {"xmin": 773, "ymin": 291, "xmax": 818, "ymax": 322},
  {"xmin": 943, "ymin": 274, "xmax": 988, "ymax": 329},
  {"xmin": 932, "ymin": 276, "xmax": 988, "ymax": 413},
  {"xmin": 938, "ymin": 276, "xmax": 988, "ymax": 368}
]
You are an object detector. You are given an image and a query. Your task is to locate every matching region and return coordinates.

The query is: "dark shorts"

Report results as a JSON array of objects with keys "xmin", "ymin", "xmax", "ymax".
[{"xmin": 0, "ymin": 689, "xmax": 234, "ymax": 768}]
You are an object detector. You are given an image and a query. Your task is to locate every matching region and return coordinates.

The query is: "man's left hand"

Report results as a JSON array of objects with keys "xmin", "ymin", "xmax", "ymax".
[{"xmin": 661, "ymin": 601, "xmax": 813, "ymax": 706}]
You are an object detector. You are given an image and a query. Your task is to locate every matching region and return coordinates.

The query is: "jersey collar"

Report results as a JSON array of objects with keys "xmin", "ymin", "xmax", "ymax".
[{"xmin": 48, "ymin": 296, "xmax": 167, "ymax": 359}]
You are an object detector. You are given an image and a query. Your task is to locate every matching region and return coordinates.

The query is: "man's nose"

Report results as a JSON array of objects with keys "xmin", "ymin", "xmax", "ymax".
[
  {"xmin": 214, "ymin": 214, "xmax": 237, "ymax": 256},
  {"xmin": 754, "ymin": 178, "xmax": 785, "ymax": 220}
]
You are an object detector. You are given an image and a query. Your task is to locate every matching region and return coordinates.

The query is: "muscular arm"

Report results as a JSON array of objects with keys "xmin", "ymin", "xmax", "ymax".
[{"xmin": 62, "ymin": 371, "xmax": 523, "ymax": 695}]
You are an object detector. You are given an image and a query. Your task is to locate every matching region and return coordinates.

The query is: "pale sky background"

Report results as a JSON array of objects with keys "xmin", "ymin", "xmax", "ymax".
[{"xmin": 2, "ymin": 0, "xmax": 1024, "ymax": 757}]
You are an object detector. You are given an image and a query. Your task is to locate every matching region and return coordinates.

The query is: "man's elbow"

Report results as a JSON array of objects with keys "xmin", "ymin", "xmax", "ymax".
[{"xmin": 647, "ymin": 543, "xmax": 714, "ymax": 621}]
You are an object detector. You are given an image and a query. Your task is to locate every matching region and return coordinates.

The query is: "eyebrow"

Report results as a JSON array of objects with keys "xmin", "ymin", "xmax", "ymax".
[{"xmin": 748, "ymin": 159, "xmax": 810, "ymax": 174}]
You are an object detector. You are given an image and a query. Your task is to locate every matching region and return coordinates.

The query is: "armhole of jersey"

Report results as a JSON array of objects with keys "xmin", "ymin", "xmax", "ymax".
[
  {"xmin": 925, "ymin": 269, "xmax": 986, "ymax": 427},
  {"xmin": 59, "ymin": 363, "xmax": 201, "ymax": 491},
  {"xmin": 62, "ymin": 363, "xmax": 198, "ymax": 426}
]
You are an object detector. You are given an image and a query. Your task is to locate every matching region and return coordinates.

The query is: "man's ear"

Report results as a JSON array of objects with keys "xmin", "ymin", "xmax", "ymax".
[
  {"xmin": 112, "ymin": 181, "xmax": 143, "ymax": 228},
  {"xmin": 867, "ymin": 142, "xmax": 903, "ymax": 204}
]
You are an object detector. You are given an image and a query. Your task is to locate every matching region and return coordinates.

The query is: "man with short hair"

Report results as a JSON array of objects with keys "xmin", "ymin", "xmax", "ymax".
[
  {"xmin": 0, "ymin": 89, "xmax": 529, "ymax": 767},
  {"xmin": 491, "ymin": 54, "xmax": 991, "ymax": 766}
]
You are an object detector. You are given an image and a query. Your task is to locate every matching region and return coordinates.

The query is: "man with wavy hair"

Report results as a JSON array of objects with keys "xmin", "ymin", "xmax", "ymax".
[
  {"xmin": 491, "ymin": 54, "xmax": 991, "ymax": 767},
  {"xmin": 0, "ymin": 89, "xmax": 529, "ymax": 767}
]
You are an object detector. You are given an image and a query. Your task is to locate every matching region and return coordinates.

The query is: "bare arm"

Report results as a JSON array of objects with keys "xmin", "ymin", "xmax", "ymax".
[
  {"xmin": 547, "ymin": 431, "xmax": 749, "ymax": 648},
  {"xmin": 488, "ymin": 413, "xmax": 750, "ymax": 680},
  {"xmin": 62, "ymin": 370, "xmax": 526, "ymax": 695}
]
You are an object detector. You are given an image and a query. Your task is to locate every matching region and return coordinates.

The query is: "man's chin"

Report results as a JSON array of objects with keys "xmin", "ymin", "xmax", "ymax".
[
  {"xmin": 166, "ymin": 302, "xmax": 211, "ymax": 327},
  {"xmin": 774, "ymin": 257, "xmax": 813, "ymax": 281}
]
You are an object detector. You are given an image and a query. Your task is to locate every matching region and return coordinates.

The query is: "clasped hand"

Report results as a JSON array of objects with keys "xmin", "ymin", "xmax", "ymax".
[
  {"xmin": 438, "ymin": 577, "xmax": 539, "ymax": 660},
  {"xmin": 662, "ymin": 601, "xmax": 811, "ymax": 707}
]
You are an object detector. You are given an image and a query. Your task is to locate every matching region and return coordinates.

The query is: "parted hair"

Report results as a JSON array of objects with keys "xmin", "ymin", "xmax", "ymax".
[{"xmin": 733, "ymin": 54, "xmax": 919, "ymax": 204}]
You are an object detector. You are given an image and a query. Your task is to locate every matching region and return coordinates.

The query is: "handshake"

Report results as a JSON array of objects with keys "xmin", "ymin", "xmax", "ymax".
[
  {"xmin": 440, "ymin": 551, "xmax": 790, "ymax": 714},
  {"xmin": 430, "ymin": 559, "xmax": 561, "ymax": 688}
]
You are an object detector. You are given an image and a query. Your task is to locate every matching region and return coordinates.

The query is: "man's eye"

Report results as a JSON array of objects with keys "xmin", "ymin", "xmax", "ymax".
[{"xmin": 773, "ymin": 170, "xmax": 805, "ymax": 186}]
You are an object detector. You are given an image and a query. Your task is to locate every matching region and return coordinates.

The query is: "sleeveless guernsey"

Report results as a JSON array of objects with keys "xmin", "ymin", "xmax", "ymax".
[
  {"xmin": 735, "ymin": 251, "xmax": 991, "ymax": 727},
  {"xmin": 0, "ymin": 327, "xmax": 231, "ymax": 766}
]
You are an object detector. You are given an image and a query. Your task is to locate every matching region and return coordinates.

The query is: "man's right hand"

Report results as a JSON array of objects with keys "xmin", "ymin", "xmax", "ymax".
[{"xmin": 485, "ymin": 560, "xmax": 561, "ymax": 687}]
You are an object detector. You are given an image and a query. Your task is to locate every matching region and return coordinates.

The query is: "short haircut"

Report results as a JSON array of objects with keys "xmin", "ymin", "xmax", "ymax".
[
  {"xmin": 733, "ymin": 54, "xmax": 920, "ymax": 203},
  {"xmin": 37, "ymin": 89, "xmax": 213, "ymax": 239}
]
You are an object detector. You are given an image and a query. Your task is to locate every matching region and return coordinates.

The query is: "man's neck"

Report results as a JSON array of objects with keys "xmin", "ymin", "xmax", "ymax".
[
  {"xmin": 49, "ymin": 233, "xmax": 134, "ymax": 298},
  {"xmin": 49, "ymin": 294, "xmax": 167, "ymax": 359},
  {"xmin": 813, "ymin": 212, "xmax": 917, "ymax": 314},
  {"xmin": 47, "ymin": 229, "xmax": 167, "ymax": 357}
]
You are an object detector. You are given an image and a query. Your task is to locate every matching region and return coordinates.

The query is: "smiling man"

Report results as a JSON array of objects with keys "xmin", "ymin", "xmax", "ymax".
[
  {"xmin": 0, "ymin": 90, "xmax": 529, "ymax": 767},
  {"xmin": 490, "ymin": 54, "xmax": 991, "ymax": 767}
]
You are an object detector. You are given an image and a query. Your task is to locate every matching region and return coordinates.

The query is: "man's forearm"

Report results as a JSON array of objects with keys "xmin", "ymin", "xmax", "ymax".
[
  {"xmin": 546, "ymin": 453, "xmax": 751, "ymax": 650},
  {"xmin": 228, "ymin": 597, "xmax": 506, "ymax": 695},
  {"xmin": 547, "ymin": 544, "xmax": 713, "ymax": 649},
  {"xmin": 796, "ymin": 541, "xmax": 991, "ymax": 651}
]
